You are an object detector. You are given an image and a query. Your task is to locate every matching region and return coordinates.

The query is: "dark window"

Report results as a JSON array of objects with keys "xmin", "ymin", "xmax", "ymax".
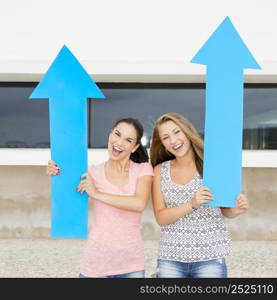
[
  {"xmin": 90, "ymin": 83, "xmax": 206, "ymax": 148},
  {"xmin": 243, "ymin": 86, "xmax": 277, "ymax": 149},
  {"xmin": 0, "ymin": 83, "xmax": 49, "ymax": 148},
  {"xmin": 0, "ymin": 83, "xmax": 276, "ymax": 149}
]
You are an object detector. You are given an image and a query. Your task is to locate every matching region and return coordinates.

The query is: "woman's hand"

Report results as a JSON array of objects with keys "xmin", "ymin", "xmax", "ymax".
[
  {"xmin": 234, "ymin": 194, "xmax": 249, "ymax": 214},
  {"xmin": 220, "ymin": 194, "xmax": 249, "ymax": 218},
  {"xmin": 46, "ymin": 160, "xmax": 60, "ymax": 176},
  {"xmin": 76, "ymin": 173, "xmax": 98, "ymax": 198},
  {"xmin": 191, "ymin": 186, "xmax": 213, "ymax": 209}
]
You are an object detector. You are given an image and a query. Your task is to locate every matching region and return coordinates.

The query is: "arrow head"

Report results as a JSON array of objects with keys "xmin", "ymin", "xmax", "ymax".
[
  {"xmin": 191, "ymin": 17, "xmax": 261, "ymax": 70},
  {"xmin": 30, "ymin": 45, "xmax": 105, "ymax": 100}
]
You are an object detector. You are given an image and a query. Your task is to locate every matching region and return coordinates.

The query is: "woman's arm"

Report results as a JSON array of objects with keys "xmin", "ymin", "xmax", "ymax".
[
  {"xmin": 151, "ymin": 164, "xmax": 214, "ymax": 226},
  {"xmin": 151, "ymin": 164, "xmax": 192, "ymax": 225},
  {"xmin": 220, "ymin": 194, "xmax": 249, "ymax": 218},
  {"xmin": 78, "ymin": 173, "xmax": 153, "ymax": 212}
]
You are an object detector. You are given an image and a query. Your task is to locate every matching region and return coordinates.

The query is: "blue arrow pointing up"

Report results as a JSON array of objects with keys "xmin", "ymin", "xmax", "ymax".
[
  {"xmin": 191, "ymin": 17, "xmax": 261, "ymax": 207},
  {"xmin": 30, "ymin": 45, "xmax": 105, "ymax": 238}
]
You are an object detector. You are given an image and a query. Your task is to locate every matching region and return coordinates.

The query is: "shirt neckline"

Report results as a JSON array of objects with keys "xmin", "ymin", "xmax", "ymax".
[
  {"xmin": 102, "ymin": 160, "xmax": 133, "ymax": 189},
  {"xmin": 168, "ymin": 160, "xmax": 198, "ymax": 187}
]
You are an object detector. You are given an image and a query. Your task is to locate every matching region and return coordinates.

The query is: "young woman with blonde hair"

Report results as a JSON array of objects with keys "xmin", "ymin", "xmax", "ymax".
[{"xmin": 150, "ymin": 112, "xmax": 249, "ymax": 278}]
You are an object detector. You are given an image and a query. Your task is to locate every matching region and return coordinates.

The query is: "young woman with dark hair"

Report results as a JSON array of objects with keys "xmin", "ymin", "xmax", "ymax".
[{"xmin": 47, "ymin": 118, "xmax": 153, "ymax": 278}]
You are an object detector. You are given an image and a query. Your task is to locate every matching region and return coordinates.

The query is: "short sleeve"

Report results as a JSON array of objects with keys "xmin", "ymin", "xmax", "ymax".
[
  {"xmin": 88, "ymin": 164, "xmax": 102, "ymax": 181},
  {"xmin": 138, "ymin": 162, "xmax": 154, "ymax": 178}
]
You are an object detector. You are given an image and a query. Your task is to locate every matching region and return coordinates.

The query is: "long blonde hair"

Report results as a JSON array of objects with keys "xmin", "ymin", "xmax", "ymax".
[{"xmin": 150, "ymin": 113, "xmax": 204, "ymax": 177}]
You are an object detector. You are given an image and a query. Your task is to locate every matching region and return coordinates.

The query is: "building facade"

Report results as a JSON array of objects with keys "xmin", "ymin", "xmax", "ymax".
[{"xmin": 0, "ymin": 0, "xmax": 276, "ymax": 239}]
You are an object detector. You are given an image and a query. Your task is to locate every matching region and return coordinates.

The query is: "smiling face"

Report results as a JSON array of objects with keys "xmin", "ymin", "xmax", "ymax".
[
  {"xmin": 108, "ymin": 122, "xmax": 139, "ymax": 161},
  {"xmin": 158, "ymin": 120, "xmax": 191, "ymax": 157}
]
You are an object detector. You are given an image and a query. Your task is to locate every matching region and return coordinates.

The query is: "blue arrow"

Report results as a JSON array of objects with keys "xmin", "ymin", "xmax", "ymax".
[
  {"xmin": 30, "ymin": 45, "xmax": 105, "ymax": 238},
  {"xmin": 191, "ymin": 17, "xmax": 261, "ymax": 207}
]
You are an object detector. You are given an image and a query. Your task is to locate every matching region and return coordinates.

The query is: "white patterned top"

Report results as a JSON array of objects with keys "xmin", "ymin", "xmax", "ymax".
[{"xmin": 158, "ymin": 160, "xmax": 232, "ymax": 263}]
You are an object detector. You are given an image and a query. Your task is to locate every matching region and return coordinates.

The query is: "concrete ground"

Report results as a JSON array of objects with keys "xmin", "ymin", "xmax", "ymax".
[{"xmin": 0, "ymin": 239, "xmax": 277, "ymax": 278}]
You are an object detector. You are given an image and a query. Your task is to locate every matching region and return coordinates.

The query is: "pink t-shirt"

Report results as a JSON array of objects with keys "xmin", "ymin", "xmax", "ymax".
[{"xmin": 79, "ymin": 160, "xmax": 154, "ymax": 277}]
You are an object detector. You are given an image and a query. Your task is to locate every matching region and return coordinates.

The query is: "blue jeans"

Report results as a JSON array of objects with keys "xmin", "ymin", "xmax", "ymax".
[
  {"xmin": 79, "ymin": 270, "xmax": 145, "ymax": 278},
  {"xmin": 156, "ymin": 258, "xmax": 227, "ymax": 278}
]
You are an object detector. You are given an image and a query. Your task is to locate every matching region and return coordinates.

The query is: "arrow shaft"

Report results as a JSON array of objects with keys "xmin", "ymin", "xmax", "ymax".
[
  {"xmin": 203, "ymin": 66, "xmax": 244, "ymax": 207},
  {"xmin": 49, "ymin": 97, "xmax": 88, "ymax": 238},
  {"xmin": 49, "ymin": 97, "xmax": 88, "ymax": 157}
]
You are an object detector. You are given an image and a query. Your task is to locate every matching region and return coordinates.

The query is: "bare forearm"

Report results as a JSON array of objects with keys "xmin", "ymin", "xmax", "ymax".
[
  {"xmin": 155, "ymin": 202, "xmax": 193, "ymax": 225},
  {"xmin": 94, "ymin": 191, "xmax": 146, "ymax": 212},
  {"xmin": 221, "ymin": 207, "xmax": 242, "ymax": 218}
]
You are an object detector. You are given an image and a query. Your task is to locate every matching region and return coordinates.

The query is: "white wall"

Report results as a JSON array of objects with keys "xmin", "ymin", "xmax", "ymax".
[
  {"xmin": 0, "ymin": 149, "xmax": 277, "ymax": 168},
  {"xmin": 0, "ymin": 0, "xmax": 277, "ymax": 81}
]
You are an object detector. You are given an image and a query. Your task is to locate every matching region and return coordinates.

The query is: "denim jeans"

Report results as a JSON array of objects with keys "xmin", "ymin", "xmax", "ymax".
[
  {"xmin": 156, "ymin": 258, "xmax": 227, "ymax": 278},
  {"xmin": 79, "ymin": 270, "xmax": 145, "ymax": 278}
]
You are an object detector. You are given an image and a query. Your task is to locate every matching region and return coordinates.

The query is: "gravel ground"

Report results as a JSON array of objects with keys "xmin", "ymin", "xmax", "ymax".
[{"xmin": 0, "ymin": 239, "xmax": 277, "ymax": 278}]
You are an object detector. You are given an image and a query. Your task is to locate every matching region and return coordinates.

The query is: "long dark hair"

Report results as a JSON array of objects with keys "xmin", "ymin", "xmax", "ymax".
[{"xmin": 112, "ymin": 118, "xmax": 149, "ymax": 163}]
